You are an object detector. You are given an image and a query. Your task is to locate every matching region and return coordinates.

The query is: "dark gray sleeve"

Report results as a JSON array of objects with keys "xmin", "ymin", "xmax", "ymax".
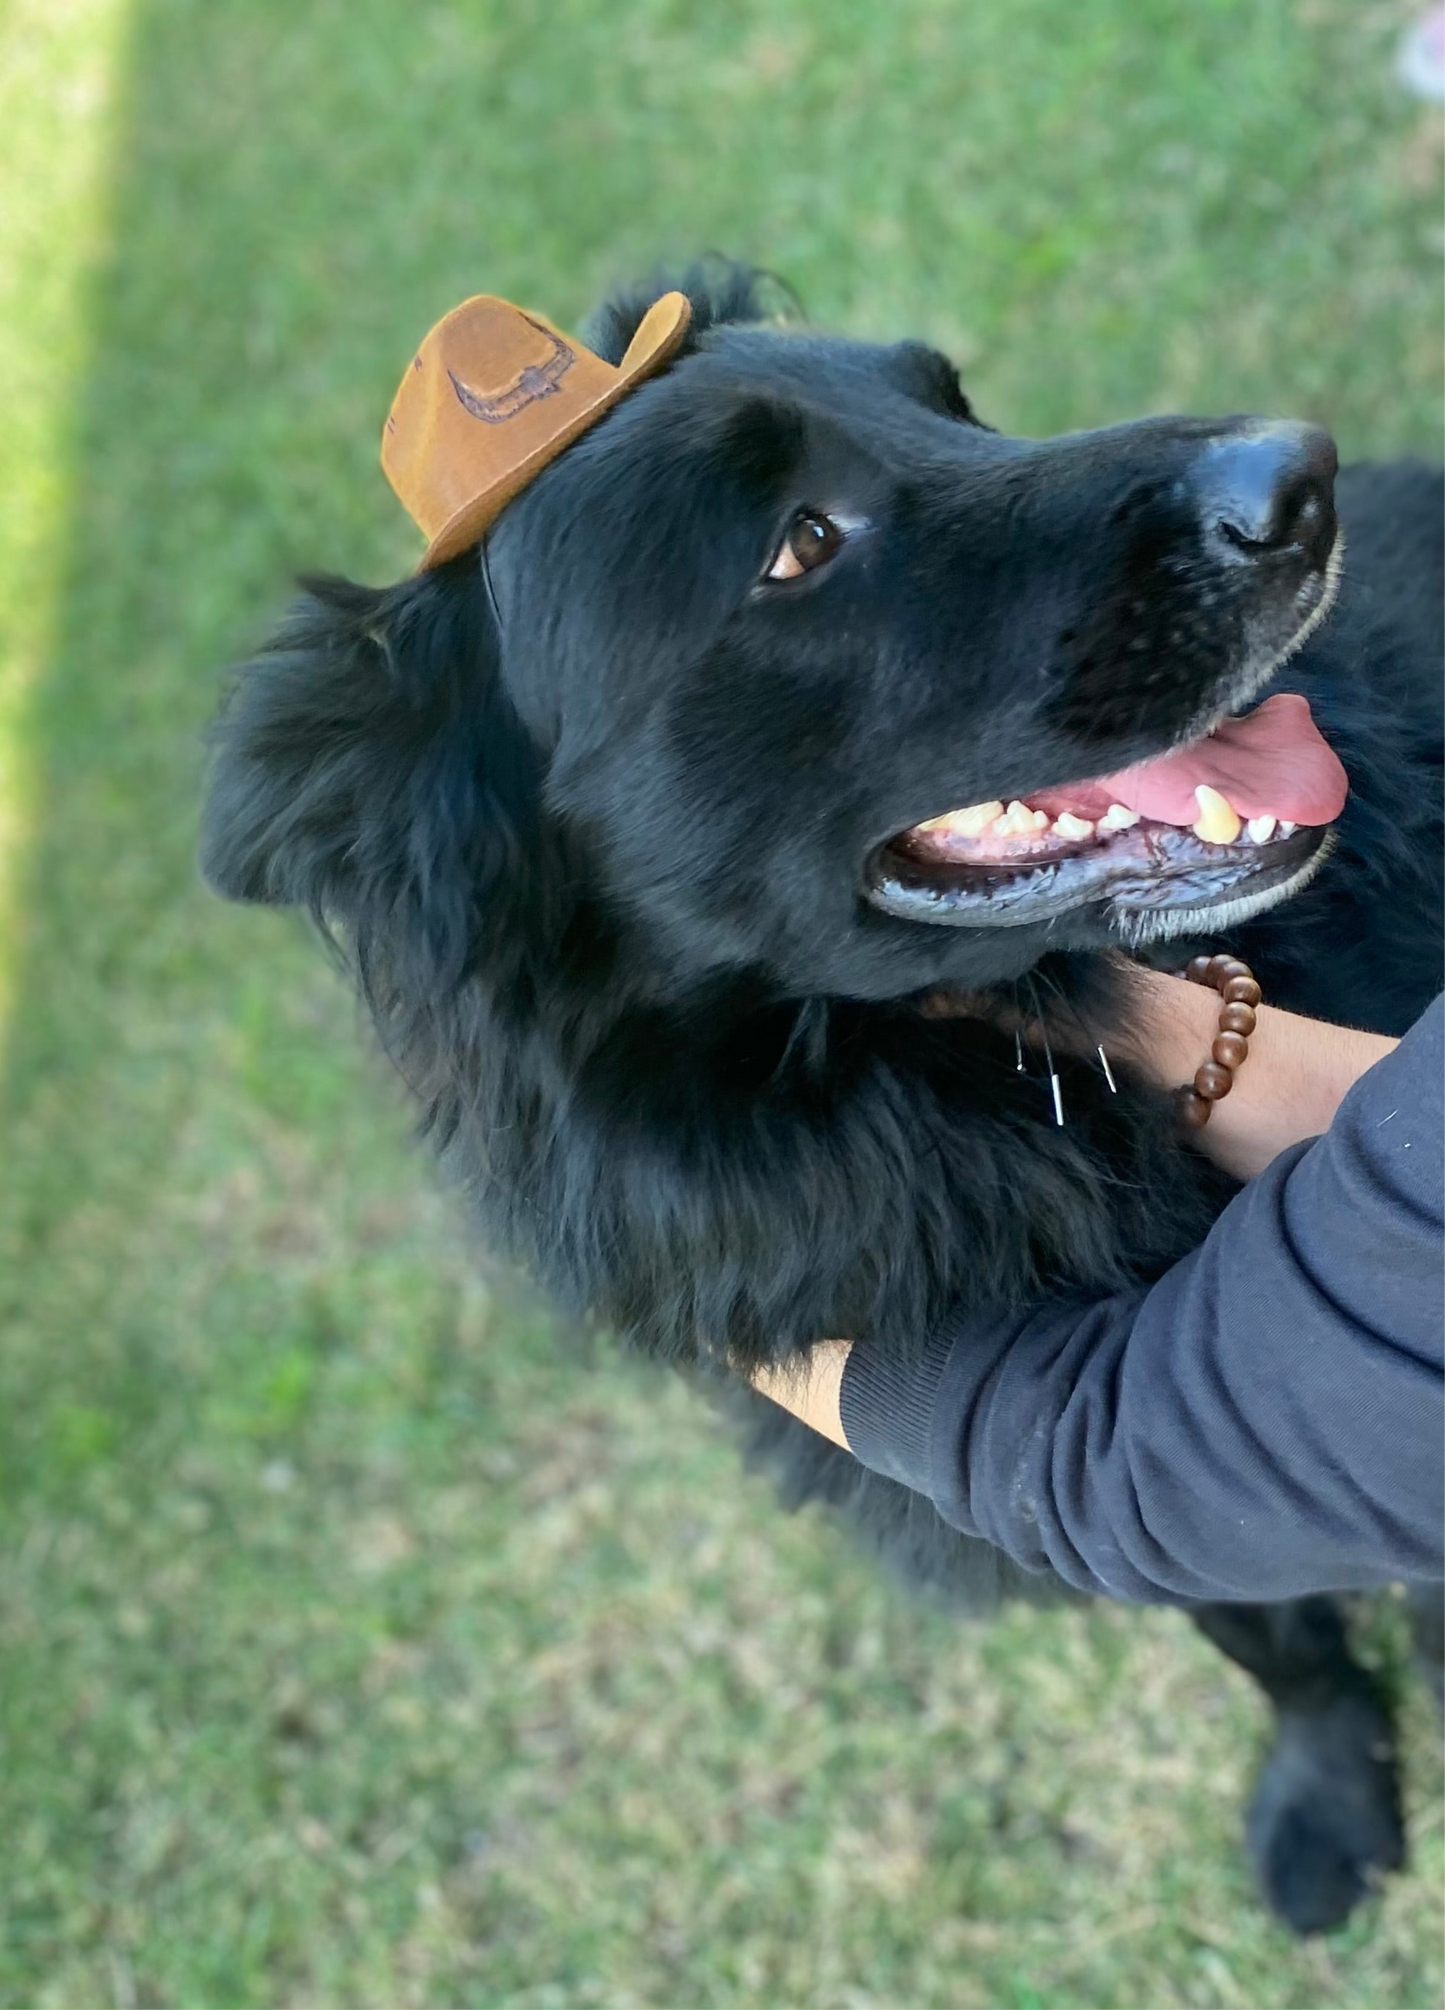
[{"xmin": 840, "ymin": 996, "xmax": 1444, "ymax": 1605}]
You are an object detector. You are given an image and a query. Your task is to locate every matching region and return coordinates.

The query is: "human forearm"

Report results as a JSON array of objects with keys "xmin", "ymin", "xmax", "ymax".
[
  {"xmin": 1122, "ymin": 966, "xmax": 1398, "ymax": 1181},
  {"xmin": 747, "ymin": 968, "xmax": 1405, "ymax": 1446},
  {"xmin": 841, "ymin": 999, "xmax": 1444, "ymax": 1599}
]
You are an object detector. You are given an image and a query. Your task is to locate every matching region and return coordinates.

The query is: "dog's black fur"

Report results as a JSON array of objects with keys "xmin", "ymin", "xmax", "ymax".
[{"xmin": 201, "ymin": 263, "xmax": 1443, "ymax": 1932}]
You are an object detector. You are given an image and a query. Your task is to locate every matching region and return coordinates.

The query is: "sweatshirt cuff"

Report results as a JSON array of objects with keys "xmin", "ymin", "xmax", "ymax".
[{"xmin": 840, "ymin": 1325, "xmax": 956, "ymax": 1492}]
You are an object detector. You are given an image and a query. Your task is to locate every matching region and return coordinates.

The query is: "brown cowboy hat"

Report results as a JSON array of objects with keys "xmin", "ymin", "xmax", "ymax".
[{"xmin": 381, "ymin": 289, "xmax": 693, "ymax": 570}]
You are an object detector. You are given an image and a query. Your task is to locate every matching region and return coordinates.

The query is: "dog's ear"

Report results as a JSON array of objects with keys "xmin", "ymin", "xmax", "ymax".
[
  {"xmin": 586, "ymin": 255, "xmax": 802, "ymax": 366},
  {"xmin": 200, "ymin": 564, "xmax": 542, "ymax": 989}
]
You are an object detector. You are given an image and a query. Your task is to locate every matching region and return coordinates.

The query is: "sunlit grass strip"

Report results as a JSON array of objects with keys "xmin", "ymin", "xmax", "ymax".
[{"xmin": 0, "ymin": 0, "xmax": 132, "ymax": 1052}]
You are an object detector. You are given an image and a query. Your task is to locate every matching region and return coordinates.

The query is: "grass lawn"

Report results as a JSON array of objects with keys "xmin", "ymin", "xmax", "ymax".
[{"xmin": 1, "ymin": 0, "xmax": 1441, "ymax": 2003}]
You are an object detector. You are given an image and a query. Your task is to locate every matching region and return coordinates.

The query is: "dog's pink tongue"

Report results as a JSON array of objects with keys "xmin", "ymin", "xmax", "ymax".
[{"xmin": 1045, "ymin": 694, "xmax": 1348, "ymax": 825}]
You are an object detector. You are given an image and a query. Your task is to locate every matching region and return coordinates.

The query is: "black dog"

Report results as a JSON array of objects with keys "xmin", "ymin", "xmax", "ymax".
[{"xmin": 201, "ymin": 263, "xmax": 1443, "ymax": 1934}]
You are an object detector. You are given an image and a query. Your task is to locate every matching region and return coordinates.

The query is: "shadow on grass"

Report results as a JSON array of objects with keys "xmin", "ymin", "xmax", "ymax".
[{"xmin": 0, "ymin": 0, "xmax": 614, "ymax": 1493}]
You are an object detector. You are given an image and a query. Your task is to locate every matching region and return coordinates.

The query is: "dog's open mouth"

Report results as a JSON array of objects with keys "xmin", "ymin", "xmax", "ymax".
[{"xmin": 867, "ymin": 693, "xmax": 1349, "ymax": 935}]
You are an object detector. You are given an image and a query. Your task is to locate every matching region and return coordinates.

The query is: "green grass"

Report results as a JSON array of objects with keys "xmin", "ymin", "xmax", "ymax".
[{"xmin": 1, "ymin": 0, "xmax": 1441, "ymax": 2002}]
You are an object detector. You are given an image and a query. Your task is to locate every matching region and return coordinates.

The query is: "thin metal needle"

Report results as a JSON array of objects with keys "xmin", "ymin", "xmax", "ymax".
[{"xmin": 1042, "ymin": 1026, "xmax": 1065, "ymax": 1126}]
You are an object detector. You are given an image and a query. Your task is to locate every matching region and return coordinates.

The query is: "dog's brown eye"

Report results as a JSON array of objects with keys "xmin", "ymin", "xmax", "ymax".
[{"xmin": 766, "ymin": 510, "xmax": 844, "ymax": 582}]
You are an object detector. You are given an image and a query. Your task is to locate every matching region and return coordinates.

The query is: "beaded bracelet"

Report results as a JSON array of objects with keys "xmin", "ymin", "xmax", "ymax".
[{"xmin": 1176, "ymin": 953, "xmax": 1263, "ymax": 1130}]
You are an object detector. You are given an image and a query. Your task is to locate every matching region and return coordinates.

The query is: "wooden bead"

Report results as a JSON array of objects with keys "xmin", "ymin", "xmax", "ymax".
[
  {"xmin": 1173, "ymin": 952, "xmax": 1259, "ymax": 1129},
  {"xmin": 1194, "ymin": 1061, "xmax": 1233, "ymax": 1100},
  {"xmin": 1212, "ymin": 1030, "xmax": 1249, "ymax": 1069},
  {"xmin": 1176, "ymin": 1086, "xmax": 1212, "ymax": 1129}
]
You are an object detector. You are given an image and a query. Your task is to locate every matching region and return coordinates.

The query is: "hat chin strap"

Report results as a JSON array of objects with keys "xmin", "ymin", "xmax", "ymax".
[{"xmin": 479, "ymin": 537, "xmax": 505, "ymax": 631}]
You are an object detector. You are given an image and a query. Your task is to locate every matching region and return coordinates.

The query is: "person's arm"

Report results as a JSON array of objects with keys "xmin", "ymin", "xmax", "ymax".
[
  {"xmin": 1109, "ymin": 965, "xmax": 1399, "ymax": 1182},
  {"xmin": 751, "ymin": 995, "xmax": 1444, "ymax": 1603},
  {"xmin": 750, "ymin": 973, "xmax": 1401, "ymax": 1439}
]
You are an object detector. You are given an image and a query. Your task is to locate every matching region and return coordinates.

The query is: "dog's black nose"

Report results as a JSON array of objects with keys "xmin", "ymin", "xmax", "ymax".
[{"xmin": 1196, "ymin": 422, "xmax": 1338, "ymax": 566}]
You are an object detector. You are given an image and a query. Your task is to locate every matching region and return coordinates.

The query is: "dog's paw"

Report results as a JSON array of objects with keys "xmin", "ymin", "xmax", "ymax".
[{"xmin": 1245, "ymin": 1687, "xmax": 1405, "ymax": 1935}]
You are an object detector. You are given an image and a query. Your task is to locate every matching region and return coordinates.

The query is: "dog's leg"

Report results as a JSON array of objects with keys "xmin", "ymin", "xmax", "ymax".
[{"xmin": 1192, "ymin": 1596, "xmax": 1405, "ymax": 1934}]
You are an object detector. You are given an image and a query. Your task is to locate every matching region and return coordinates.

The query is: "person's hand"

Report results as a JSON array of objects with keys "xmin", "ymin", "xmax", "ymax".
[
  {"xmin": 925, "ymin": 959, "xmax": 1400, "ymax": 1183},
  {"xmin": 1104, "ymin": 965, "xmax": 1398, "ymax": 1181},
  {"xmin": 747, "ymin": 1340, "xmax": 852, "ymax": 1447}
]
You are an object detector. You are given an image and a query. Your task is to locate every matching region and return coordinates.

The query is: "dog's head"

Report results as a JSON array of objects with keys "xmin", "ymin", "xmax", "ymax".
[{"xmin": 202, "ymin": 262, "xmax": 1345, "ymax": 1008}]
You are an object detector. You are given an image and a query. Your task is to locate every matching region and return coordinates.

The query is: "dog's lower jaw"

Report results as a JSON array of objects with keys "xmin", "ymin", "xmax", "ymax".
[{"xmin": 1108, "ymin": 831, "xmax": 1335, "ymax": 947}]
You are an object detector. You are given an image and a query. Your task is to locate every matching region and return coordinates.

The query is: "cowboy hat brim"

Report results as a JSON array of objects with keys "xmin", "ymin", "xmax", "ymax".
[{"xmin": 408, "ymin": 290, "xmax": 693, "ymax": 570}]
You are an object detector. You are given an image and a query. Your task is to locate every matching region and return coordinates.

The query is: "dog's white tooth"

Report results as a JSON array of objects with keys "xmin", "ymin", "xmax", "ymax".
[
  {"xmin": 1246, "ymin": 814, "xmax": 1277, "ymax": 844},
  {"xmin": 1100, "ymin": 802, "xmax": 1140, "ymax": 831},
  {"xmin": 1192, "ymin": 784, "xmax": 1242, "ymax": 845},
  {"xmin": 1278, "ymin": 819, "xmax": 1297, "ymax": 837},
  {"xmin": 918, "ymin": 800, "xmax": 1003, "ymax": 837},
  {"xmin": 1053, "ymin": 811, "xmax": 1095, "ymax": 840},
  {"xmin": 1030, "ymin": 809, "xmax": 1049, "ymax": 830},
  {"xmin": 998, "ymin": 800, "xmax": 1038, "ymax": 836}
]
